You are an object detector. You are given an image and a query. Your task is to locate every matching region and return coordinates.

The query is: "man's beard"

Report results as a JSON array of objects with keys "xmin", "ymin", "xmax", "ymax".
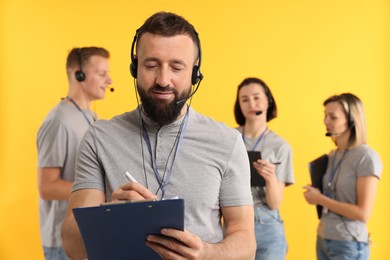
[{"xmin": 137, "ymin": 83, "xmax": 191, "ymax": 126}]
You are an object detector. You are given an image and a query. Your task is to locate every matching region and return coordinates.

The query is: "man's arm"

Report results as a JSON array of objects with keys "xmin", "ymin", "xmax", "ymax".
[
  {"xmin": 206, "ymin": 205, "xmax": 256, "ymax": 259},
  {"xmin": 61, "ymin": 189, "xmax": 105, "ymax": 260},
  {"xmin": 38, "ymin": 167, "xmax": 73, "ymax": 200},
  {"xmin": 146, "ymin": 205, "xmax": 256, "ymax": 259}
]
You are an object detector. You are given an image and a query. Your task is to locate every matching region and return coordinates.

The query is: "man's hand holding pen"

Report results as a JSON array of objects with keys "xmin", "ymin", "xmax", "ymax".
[
  {"xmin": 111, "ymin": 172, "xmax": 157, "ymax": 202},
  {"xmin": 111, "ymin": 172, "xmax": 208, "ymax": 259}
]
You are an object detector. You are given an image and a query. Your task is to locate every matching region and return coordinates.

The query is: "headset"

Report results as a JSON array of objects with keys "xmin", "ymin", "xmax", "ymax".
[
  {"xmin": 341, "ymin": 98, "xmax": 355, "ymax": 129},
  {"xmin": 267, "ymin": 93, "xmax": 275, "ymax": 119},
  {"xmin": 129, "ymin": 28, "xmax": 203, "ymax": 85},
  {"xmin": 75, "ymin": 48, "xmax": 86, "ymax": 82}
]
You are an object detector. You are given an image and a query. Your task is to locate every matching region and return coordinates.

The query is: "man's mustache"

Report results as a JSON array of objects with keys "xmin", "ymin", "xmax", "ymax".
[{"xmin": 150, "ymin": 85, "xmax": 176, "ymax": 93}]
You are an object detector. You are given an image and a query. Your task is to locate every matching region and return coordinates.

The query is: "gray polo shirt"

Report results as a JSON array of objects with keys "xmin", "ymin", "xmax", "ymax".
[{"xmin": 73, "ymin": 106, "xmax": 253, "ymax": 243}]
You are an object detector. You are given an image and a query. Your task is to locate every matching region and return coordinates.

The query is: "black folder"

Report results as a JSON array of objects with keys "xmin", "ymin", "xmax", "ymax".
[
  {"xmin": 308, "ymin": 154, "xmax": 328, "ymax": 219},
  {"xmin": 73, "ymin": 198, "xmax": 185, "ymax": 260},
  {"xmin": 247, "ymin": 151, "xmax": 265, "ymax": 187}
]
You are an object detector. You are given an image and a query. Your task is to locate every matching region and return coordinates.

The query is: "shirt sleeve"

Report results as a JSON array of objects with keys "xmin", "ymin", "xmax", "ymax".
[
  {"xmin": 73, "ymin": 125, "xmax": 106, "ymax": 192},
  {"xmin": 219, "ymin": 133, "xmax": 253, "ymax": 207},
  {"xmin": 275, "ymin": 141, "xmax": 295, "ymax": 185},
  {"xmin": 356, "ymin": 148, "xmax": 383, "ymax": 179},
  {"xmin": 37, "ymin": 119, "xmax": 68, "ymax": 168}
]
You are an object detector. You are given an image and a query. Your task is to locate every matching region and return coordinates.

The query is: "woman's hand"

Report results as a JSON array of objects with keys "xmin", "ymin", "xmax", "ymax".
[
  {"xmin": 303, "ymin": 185, "xmax": 323, "ymax": 205},
  {"xmin": 253, "ymin": 159, "xmax": 278, "ymax": 184}
]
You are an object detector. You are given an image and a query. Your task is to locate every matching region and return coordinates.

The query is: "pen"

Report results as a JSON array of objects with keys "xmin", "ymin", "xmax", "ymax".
[
  {"xmin": 125, "ymin": 171, "xmax": 138, "ymax": 184},
  {"xmin": 271, "ymin": 162, "xmax": 281, "ymax": 165}
]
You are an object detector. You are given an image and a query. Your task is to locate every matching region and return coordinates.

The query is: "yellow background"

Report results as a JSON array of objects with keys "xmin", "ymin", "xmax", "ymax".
[{"xmin": 1, "ymin": 1, "xmax": 388, "ymax": 259}]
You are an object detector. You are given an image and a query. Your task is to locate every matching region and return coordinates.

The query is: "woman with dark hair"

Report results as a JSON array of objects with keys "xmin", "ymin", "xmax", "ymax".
[
  {"xmin": 234, "ymin": 77, "xmax": 294, "ymax": 260},
  {"xmin": 303, "ymin": 93, "xmax": 382, "ymax": 260}
]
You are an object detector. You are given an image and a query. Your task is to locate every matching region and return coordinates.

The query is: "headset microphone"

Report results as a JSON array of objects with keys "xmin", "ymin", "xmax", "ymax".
[
  {"xmin": 175, "ymin": 82, "xmax": 201, "ymax": 106},
  {"xmin": 325, "ymin": 123, "xmax": 355, "ymax": 137},
  {"xmin": 325, "ymin": 130, "xmax": 346, "ymax": 137},
  {"xmin": 255, "ymin": 111, "xmax": 263, "ymax": 116}
]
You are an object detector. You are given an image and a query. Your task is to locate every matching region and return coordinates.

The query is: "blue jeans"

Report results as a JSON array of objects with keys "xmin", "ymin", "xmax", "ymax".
[
  {"xmin": 43, "ymin": 246, "xmax": 70, "ymax": 260},
  {"xmin": 254, "ymin": 206, "xmax": 287, "ymax": 260},
  {"xmin": 316, "ymin": 236, "xmax": 369, "ymax": 260}
]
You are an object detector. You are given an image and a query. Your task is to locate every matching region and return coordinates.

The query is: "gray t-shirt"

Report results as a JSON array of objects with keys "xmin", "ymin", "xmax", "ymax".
[
  {"xmin": 240, "ymin": 130, "xmax": 294, "ymax": 208},
  {"xmin": 317, "ymin": 144, "xmax": 383, "ymax": 242},
  {"xmin": 73, "ymin": 107, "xmax": 253, "ymax": 243},
  {"xmin": 37, "ymin": 100, "xmax": 94, "ymax": 247}
]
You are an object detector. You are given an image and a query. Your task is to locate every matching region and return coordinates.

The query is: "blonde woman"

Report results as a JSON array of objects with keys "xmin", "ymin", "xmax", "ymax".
[{"xmin": 304, "ymin": 93, "xmax": 382, "ymax": 260}]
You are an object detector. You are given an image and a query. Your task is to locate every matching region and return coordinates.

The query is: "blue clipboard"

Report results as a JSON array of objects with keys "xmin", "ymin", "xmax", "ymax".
[{"xmin": 73, "ymin": 198, "xmax": 185, "ymax": 260}]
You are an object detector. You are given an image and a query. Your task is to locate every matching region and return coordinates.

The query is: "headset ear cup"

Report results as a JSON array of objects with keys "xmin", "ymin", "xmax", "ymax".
[
  {"xmin": 349, "ymin": 119, "xmax": 355, "ymax": 129},
  {"xmin": 75, "ymin": 70, "xmax": 86, "ymax": 82},
  {"xmin": 266, "ymin": 95, "xmax": 275, "ymax": 120},
  {"xmin": 75, "ymin": 48, "xmax": 86, "ymax": 82},
  {"xmin": 130, "ymin": 59, "xmax": 138, "ymax": 78},
  {"xmin": 191, "ymin": 65, "xmax": 201, "ymax": 85},
  {"xmin": 347, "ymin": 104, "xmax": 354, "ymax": 129}
]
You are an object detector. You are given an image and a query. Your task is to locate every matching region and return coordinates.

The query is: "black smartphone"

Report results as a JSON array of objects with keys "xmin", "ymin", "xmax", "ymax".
[{"xmin": 247, "ymin": 151, "xmax": 265, "ymax": 187}]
